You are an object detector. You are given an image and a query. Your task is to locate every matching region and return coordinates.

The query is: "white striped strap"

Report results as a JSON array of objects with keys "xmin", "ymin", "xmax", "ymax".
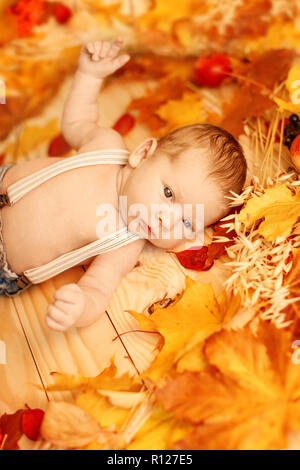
[
  {"xmin": 23, "ymin": 227, "xmax": 140, "ymax": 284},
  {"xmin": 6, "ymin": 149, "xmax": 130, "ymax": 205}
]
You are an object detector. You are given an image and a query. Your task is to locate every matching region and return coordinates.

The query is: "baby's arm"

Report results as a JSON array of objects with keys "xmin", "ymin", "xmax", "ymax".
[
  {"xmin": 45, "ymin": 238, "xmax": 145, "ymax": 331},
  {"xmin": 61, "ymin": 38, "xmax": 130, "ymax": 151}
]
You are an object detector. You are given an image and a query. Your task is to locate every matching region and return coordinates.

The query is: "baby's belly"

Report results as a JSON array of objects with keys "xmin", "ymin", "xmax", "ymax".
[{"xmin": 0, "ymin": 161, "xmax": 120, "ymax": 275}]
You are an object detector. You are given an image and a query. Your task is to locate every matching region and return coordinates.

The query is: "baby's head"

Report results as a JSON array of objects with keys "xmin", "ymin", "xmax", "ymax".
[{"xmin": 119, "ymin": 123, "xmax": 247, "ymax": 249}]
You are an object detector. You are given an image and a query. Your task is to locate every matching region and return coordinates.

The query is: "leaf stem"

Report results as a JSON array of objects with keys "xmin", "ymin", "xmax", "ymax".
[{"xmin": 112, "ymin": 329, "xmax": 160, "ymax": 342}]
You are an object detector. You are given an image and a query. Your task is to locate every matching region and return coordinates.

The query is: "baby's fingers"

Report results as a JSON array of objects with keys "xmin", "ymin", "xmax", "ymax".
[
  {"xmin": 106, "ymin": 37, "xmax": 124, "ymax": 58},
  {"xmin": 46, "ymin": 317, "xmax": 67, "ymax": 332},
  {"xmin": 86, "ymin": 42, "xmax": 95, "ymax": 54},
  {"xmin": 46, "ymin": 306, "xmax": 68, "ymax": 331},
  {"xmin": 111, "ymin": 54, "xmax": 130, "ymax": 69}
]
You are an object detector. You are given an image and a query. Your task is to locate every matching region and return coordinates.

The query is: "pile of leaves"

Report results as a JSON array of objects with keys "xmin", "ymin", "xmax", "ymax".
[
  {"xmin": 3, "ymin": 275, "xmax": 298, "ymax": 450},
  {"xmin": 1, "ymin": 0, "xmax": 300, "ymax": 452}
]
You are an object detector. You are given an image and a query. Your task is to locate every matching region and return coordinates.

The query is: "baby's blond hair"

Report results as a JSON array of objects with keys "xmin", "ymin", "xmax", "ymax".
[{"xmin": 157, "ymin": 123, "xmax": 247, "ymax": 211}]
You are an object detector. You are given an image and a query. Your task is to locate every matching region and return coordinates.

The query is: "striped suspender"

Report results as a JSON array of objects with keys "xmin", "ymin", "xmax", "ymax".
[
  {"xmin": 6, "ymin": 149, "xmax": 130, "ymax": 205},
  {"xmin": 23, "ymin": 227, "xmax": 140, "ymax": 284},
  {"xmin": 4, "ymin": 150, "xmax": 140, "ymax": 285}
]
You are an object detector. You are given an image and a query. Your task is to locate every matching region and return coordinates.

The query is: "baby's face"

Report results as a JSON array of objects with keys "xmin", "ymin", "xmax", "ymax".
[{"xmin": 120, "ymin": 146, "xmax": 227, "ymax": 249}]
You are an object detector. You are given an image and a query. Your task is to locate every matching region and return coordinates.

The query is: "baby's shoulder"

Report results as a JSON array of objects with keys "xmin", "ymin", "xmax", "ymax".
[
  {"xmin": 77, "ymin": 128, "xmax": 128, "ymax": 155},
  {"xmin": 2, "ymin": 157, "xmax": 64, "ymax": 191}
]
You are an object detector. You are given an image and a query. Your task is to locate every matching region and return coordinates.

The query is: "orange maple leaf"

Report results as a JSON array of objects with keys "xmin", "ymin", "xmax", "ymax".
[
  {"xmin": 216, "ymin": 49, "xmax": 295, "ymax": 137},
  {"xmin": 156, "ymin": 321, "xmax": 300, "ymax": 450}
]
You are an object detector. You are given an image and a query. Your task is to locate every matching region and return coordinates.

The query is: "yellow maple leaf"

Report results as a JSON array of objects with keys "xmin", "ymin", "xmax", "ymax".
[
  {"xmin": 156, "ymin": 92, "xmax": 206, "ymax": 133},
  {"xmin": 238, "ymin": 184, "xmax": 300, "ymax": 241},
  {"xmin": 45, "ymin": 361, "xmax": 140, "ymax": 393},
  {"xmin": 127, "ymin": 406, "xmax": 190, "ymax": 450},
  {"xmin": 274, "ymin": 64, "xmax": 300, "ymax": 114},
  {"xmin": 76, "ymin": 389, "xmax": 130, "ymax": 433},
  {"xmin": 4, "ymin": 119, "xmax": 60, "ymax": 158},
  {"xmin": 128, "ymin": 276, "xmax": 226, "ymax": 381}
]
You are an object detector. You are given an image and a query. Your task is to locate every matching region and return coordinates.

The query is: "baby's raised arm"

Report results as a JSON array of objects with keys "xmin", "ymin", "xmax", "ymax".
[
  {"xmin": 61, "ymin": 38, "xmax": 130, "ymax": 151},
  {"xmin": 45, "ymin": 238, "xmax": 145, "ymax": 331}
]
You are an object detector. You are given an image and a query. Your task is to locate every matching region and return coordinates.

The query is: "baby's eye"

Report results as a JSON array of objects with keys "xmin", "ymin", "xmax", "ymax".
[
  {"xmin": 183, "ymin": 219, "xmax": 192, "ymax": 229},
  {"xmin": 164, "ymin": 186, "xmax": 173, "ymax": 199}
]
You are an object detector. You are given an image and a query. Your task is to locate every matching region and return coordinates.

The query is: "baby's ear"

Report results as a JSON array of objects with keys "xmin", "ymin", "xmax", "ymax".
[{"xmin": 128, "ymin": 137, "xmax": 158, "ymax": 168}]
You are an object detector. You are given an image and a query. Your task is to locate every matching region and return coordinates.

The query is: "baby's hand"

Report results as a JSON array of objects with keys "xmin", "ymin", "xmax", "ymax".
[
  {"xmin": 78, "ymin": 38, "xmax": 130, "ymax": 79},
  {"xmin": 45, "ymin": 284, "xmax": 86, "ymax": 332}
]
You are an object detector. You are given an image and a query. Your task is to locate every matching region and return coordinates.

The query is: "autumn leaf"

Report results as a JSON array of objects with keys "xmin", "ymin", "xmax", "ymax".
[
  {"xmin": 113, "ymin": 113, "xmax": 135, "ymax": 136},
  {"xmin": 40, "ymin": 401, "xmax": 118, "ymax": 449},
  {"xmin": 0, "ymin": 45, "xmax": 80, "ymax": 140},
  {"xmin": 274, "ymin": 64, "xmax": 300, "ymax": 114},
  {"xmin": 226, "ymin": 0, "xmax": 272, "ymax": 40},
  {"xmin": 139, "ymin": 0, "xmax": 206, "ymax": 34},
  {"xmin": 127, "ymin": 406, "xmax": 190, "ymax": 451},
  {"xmin": 128, "ymin": 276, "xmax": 231, "ymax": 381},
  {"xmin": 238, "ymin": 185, "xmax": 300, "ymax": 241},
  {"xmin": 127, "ymin": 77, "xmax": 187, "ymax": 133},
  {"xmin": 218, "ymin": 49, "xmax": 295, "ymax": 137},
  {"xmin": 76, "ymin": 389, "xmax": 129, "ymax": 436},
  {"xmin": 3, "ymin": 119, "xmax": 60, "ymax": 158},
  {"xmin": 156, "ymin": 321, "xmax": 300, "ymax": 450},
  {"xmin": 45, "ymin": 361, "xmax": 140, "ymax": 393},
  {"xmin": 156, "ymin": 91, "xmax": 206, "ymax": 133},
  {"xmin": 0, "ymin": 409, "xmax": 25, "ymax": 450},
  {"xmin": 281, "ymin": 248, "xmax": 300, "ymax": 322},
  {"xmin": 169, "ymin": 214, "xmax": 237, "ymax": 271},
  {"xmin": 48, "ymin": 133, "xmax": 72, "ymax": 157}
]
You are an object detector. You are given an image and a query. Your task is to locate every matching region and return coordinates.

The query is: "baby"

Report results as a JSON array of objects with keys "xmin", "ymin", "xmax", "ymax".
[{"xmin": 0, "ymin": 38, "xmax": 247, "ymax": 331}]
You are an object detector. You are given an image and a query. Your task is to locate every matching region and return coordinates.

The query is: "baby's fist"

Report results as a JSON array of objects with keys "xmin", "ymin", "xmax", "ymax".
[
  {"xmin": 78, "ymin": 38, "xmax": 130, "ymax": 79},
  {"xmin": 46, "ymin": 283, "xmax": 86, "ymax": 331}
]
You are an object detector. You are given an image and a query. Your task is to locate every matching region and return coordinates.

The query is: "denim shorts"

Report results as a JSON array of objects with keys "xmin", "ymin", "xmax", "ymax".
[{"xmin": 0, "ymin": 164, "xmax": 32, "ymax": 297}]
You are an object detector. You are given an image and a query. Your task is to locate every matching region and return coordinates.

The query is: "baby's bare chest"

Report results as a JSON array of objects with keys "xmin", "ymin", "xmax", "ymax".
[{"xmin": 1, "ymin": 157, "xmax": 123, "ymax": 273}]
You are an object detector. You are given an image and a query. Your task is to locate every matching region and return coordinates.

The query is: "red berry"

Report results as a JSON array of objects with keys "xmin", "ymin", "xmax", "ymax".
[
  {"xmin": 54, "ymin": 3, "xmax": 72, "ymax": 24},
  {"xmin": 291, "ymin": 134, "xmax": 300, "ymax": 156},
  {"xmin": 113, "ymin": 113, "xmax": 135, "ymax": 136},
  {"xmin": 21, "ymin": 408, "xmax": 44, "ymax": 441},
  {"xmin": 48, "ymin": 134, "xmax": 72, "ymax": 156},
  {"xmin": 194, "ymin": 53, "xmax": 231, "ymax": 87}
]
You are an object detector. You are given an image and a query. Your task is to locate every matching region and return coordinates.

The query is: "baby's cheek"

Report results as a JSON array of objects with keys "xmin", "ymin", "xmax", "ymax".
[{"xmin": 148, "ymin": 237, "xmax": 182, "ymax": 250}]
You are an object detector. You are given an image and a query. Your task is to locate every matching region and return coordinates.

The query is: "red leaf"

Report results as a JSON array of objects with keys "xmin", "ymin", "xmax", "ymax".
[
  {"xmin": 21, "ymin": 408, "xmax": 44, "ymax": 441},
  {"xmin": 113, "ymin": 113, "xmax": 135, "ymax": 136},
  {"xmin": 170, "ymin": 246, "xmax": 208, "ymax": 271},
  {"xmin": 169, "ymin": 213, "xmax": 237, "ymax": 272},
  {"xmin": 0, "ymin": 409, "xmax": 25, "ymax": 450},
  {"xmin": 48, "ymin": 134, "xmax": 72, "ymax": 156}
]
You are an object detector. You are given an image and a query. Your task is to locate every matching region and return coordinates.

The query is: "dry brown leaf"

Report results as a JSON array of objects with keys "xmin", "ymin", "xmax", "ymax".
[{"xmin": 40, "ymin": 401, "xmax": 116, "ymax": 449}]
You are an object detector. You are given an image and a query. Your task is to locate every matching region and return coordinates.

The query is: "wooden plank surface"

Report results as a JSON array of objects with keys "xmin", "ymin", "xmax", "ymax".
[{"xmin": 0, "ymin": 294, "xmax": 48, "ymax": 413}]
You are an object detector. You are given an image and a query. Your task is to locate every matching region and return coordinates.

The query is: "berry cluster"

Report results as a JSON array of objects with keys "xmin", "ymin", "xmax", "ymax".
[{"xmin": 284, "ymin": 114, "xmax": 300, "ymax": 149}]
